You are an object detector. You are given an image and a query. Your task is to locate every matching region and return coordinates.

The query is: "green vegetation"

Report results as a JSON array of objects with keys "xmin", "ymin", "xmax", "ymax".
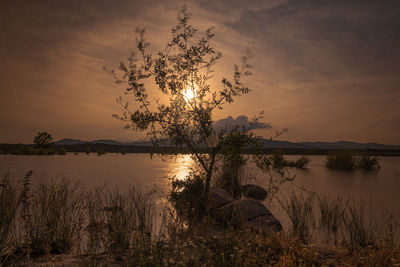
[{"xmin": 325, "ymin": 151, "xmax": 380, "ymax": 170}]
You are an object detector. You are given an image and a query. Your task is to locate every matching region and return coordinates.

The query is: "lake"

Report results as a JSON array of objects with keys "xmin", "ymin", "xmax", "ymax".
[{"xmin": 1, "ymin": 154, "xmax": 400, "ymax": 230}]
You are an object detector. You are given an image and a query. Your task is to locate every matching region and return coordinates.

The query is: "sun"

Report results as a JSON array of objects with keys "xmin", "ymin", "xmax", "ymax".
[{"xmin": 183, "ymin": 87, "xmax": 196, "ymax": 102}]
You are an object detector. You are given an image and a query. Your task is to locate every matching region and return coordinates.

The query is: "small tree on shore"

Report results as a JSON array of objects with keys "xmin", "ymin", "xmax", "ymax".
[
  {"xmin": 111, "ymin": 8, "xmax": 290, "ymax": 212},
  {"xmin": 33, "ymin": 131, "xmax": 53, "ymax": 148}
]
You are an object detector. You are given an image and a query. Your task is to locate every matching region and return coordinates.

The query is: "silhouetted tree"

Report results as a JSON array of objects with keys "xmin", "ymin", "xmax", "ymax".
[
  {"xmin": 33, "ymin": 132, "xmax": 53, "ymax": 148},
  {"xmin": 111, "ymin": 8, "xmax": 290, "ymax": 207}
]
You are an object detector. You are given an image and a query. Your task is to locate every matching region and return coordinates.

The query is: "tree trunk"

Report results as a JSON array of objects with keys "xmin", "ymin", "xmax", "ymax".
[{"xmin": 203, "ymin": 152, "xmax": 216, "ymax": 202}]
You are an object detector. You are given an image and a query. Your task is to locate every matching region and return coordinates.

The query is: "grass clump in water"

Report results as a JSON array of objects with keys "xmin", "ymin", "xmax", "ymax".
[
  {"xmin": 325, "ymin": 150, "xmax": 356, "ymax": 170},
  {"xmin": 282, "ymin": 189, "xmax": 315, "ymax": 243},
  {"xmin": 325, "ymin": 151, "xmax": 380, "ymax": 170}
]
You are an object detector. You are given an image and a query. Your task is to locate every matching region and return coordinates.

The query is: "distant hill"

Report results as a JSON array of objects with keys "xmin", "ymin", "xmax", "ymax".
[
  {"xmin": 55, "ymin": 138, "xmax": 86, "ymax": 145},
  {"xmin": 55, "ymin": 138, "xmax": 124, "ymax": 146},
  {"xmin": 55, "ymin": 138, "xmax": 400, "ymax": 151}
]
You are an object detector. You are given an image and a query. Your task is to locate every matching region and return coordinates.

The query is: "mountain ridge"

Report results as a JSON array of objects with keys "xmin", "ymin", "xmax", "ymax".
[{"xmin": 55, "ymin": 138, "xmax": 400, "ymax": 150}]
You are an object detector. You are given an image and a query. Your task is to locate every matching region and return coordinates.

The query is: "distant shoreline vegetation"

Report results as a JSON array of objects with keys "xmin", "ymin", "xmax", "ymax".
[
  {"xmin": 1, "ymin": 143, "xmax": 400, "ymax": 156},
  {"xmin": 325, "ymin": 150, "xmax": 381, "ymax": 170}
]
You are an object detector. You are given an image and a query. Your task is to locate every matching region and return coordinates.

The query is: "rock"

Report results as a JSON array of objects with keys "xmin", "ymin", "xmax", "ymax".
[
  {"xmin": 214, "ymin": 199, "xmax": 281, "ymax": 233},
  {"xmin": 247, "ymin": 214, "xmax": 282, "ymax": 233},
  {"xmin": 241, "ymin": 184, "xmax": 268, "ymax": 200},
  {"xmin": 207, "ymin": 187, "xmax": 282, "ymax": 234},
  {"xmin": 208, "ymin": 186, "xmax": 234, "ymax": 210},
  {"xmin": 215, "ymin": 199, "xmax": 271, "ymax": 223}
]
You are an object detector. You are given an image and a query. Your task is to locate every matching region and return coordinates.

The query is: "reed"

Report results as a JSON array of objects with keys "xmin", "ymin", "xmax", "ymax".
[
  {"xmin": 0, "ymin": 173, "xmax": 20, "ymax": 263},
  {"xmin": 1, "ymin": 172, "xmax": 399, "ymax": 266},
  {"xmin": 24, "ymin": 176, "xmax": 85, "ymax": 256},
  {"xmin": 316, "ymin": 193, "xmax": 345, "ymax": 244},
  {"xmin": 282, "ymin": 189, "xmax": 315, "ymax": 243}
]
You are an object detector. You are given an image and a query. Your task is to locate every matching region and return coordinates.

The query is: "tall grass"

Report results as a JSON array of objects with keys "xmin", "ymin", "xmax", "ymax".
[
  {"xmin": 34, "ymin": 177, "xmax": 84, "ymax": 254},
  {"xmin": 20, "ymin": 176, "xmax": 86, "ymax": 256},
  {"xmin": 281, "ymin": 189, "xmax": 399, "ymax": 253},
  {"xmin": 282, "ymin": 190, "xmax": 315, "ymax": 243},
  {"xmin": 82, "ymin": 186, "xmax": 161, "ymax": 265},
  {"xmin": 317, "ymin": 194, "xmax": 345, "ymax": 244},
  {"xmin": 340, "ymin": 198, "xmax": 376, "ymax": 252},
  {"xmin": 1, "ymin": 171, "xmax": 399, "ymax": 265},
  {"xmin": 0, "ymin": 173, "xmax": 20, "ymax": 263}
]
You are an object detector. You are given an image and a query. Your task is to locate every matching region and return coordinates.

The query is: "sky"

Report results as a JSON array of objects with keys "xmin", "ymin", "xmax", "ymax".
[{"xmin": 0, "ymin": 0, "xmax": 399, "ymax": 144}]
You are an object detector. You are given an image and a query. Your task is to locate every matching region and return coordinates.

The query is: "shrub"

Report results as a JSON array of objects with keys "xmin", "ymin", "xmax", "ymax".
[
  {"xmin": 214, "ymin": 147, "xmax": 247, "ymax": 199},
  {"xmin": 169, "ymin": 173, "xmax": 206, "ymax": 224},
  {"xmin": 356, "ymin": 154, "xmax": 380, "ymax": 170},
  {"xmin": 325, "ymin": 151, "xmax": 355, "ymax": 170},
  {"xmin": 271, "ymin": 150, "xmax": 310, "ymax": 169},
  {"xmin": 325, "ymin": 151, "xmax": 380, "ymax": 171},
  {"xmin": 292, "ymin": 156, "xmax": 310, "ymax": 169},
  {"xmin": 57, "ymin": 147, "xmax": 66, "ymax": 155}
]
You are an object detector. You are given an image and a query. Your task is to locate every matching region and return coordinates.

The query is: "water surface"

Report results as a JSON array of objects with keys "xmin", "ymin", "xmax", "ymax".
[{"xmin": 1, "ymin": 154, "xmax": 399, "ymax": 227}]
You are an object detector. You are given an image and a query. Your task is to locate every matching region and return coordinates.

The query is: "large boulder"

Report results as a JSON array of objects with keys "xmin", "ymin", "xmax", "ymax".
[
  {"xmin": 215, "ymin": 199, "xmax": 270, "ymax": 224},
  {"xmin": 241, "ymin": 184, "xmax": 268, "ymax": 200},
  {"xmin": 208, "ymin": 186, "xmax": 234, "ymax": 210},
  {"xmin": 208, "ymin": 187, "xmax": 282, "ymax": 233},
  {"xmin": 247, "ymin": 214, "xmax": 282, "ymax": 233},
  {"xmin": 214, "ymin": 199, "xmax": 281, "ymax": 233}
]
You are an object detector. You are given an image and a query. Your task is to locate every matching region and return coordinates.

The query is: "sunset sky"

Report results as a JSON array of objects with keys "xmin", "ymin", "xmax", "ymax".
[{"xmin": 1, "ymin": 0, "xmax": 399, "ymax": 144}]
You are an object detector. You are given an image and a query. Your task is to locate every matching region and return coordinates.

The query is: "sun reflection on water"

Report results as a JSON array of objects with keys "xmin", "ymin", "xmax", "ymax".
[{"xmin": 168, "ymin": 154, "xmax": 195, "ymax": 180}]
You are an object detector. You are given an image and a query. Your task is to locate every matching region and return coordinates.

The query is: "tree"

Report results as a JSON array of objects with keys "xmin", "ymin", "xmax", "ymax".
[
  {"xmin": 111, "ymin": 8, "xmax": 289, "ymax": 207},
  {"xmin": 33, "ymin": 131, "xmax": 53, "ymax": 148}
]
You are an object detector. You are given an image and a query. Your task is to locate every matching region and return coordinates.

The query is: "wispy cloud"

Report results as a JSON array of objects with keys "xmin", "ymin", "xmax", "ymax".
[{"xmin": 0, "ymin": 0, "xmax": 399, "ymax": 143}]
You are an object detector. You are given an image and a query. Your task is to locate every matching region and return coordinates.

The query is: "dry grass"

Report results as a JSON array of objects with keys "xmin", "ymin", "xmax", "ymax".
[
  {"xmin": 1, "ymin": 172, "xmax": 399, "ymax": 266},
  {"xmin": 0, "ymin": 173, "xmax": 20, "ymax": 263}
]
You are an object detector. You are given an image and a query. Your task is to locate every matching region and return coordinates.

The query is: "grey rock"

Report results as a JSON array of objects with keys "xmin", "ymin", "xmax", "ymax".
[
  {"xmin": 208, "ymin": 186, "xmax": 234, "ymax": 210},
  {"xmin": 241, "ymin": 184, "xmax": 268, "ymax": 200},
  {"xmin": 214, "ymin": 199, "xmax": 281, "ymax": 233},
  {"xmin": 247, "ymin": 214, "xmax": 282, "ymax": 233},
  {"xmin": 215, "ymin": 199, "xmax": 271, "ymax": 223}
]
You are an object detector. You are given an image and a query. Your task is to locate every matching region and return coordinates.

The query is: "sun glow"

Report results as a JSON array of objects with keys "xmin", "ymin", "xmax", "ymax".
[
  {"xmin": 169, "ymin": 154, "xmax": 194, "ymax": 180},
  {"xmin": 183, "ymin": 87, "xmax": 196, "ymax": 102}
]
